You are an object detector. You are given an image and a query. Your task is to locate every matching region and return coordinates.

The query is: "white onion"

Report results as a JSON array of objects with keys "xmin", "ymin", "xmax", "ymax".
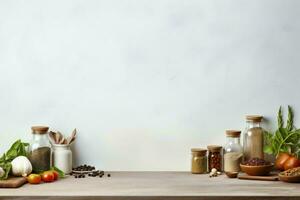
[{"xmin": 11, "ymin": 156, "xmax": 32, "ymax": 177}]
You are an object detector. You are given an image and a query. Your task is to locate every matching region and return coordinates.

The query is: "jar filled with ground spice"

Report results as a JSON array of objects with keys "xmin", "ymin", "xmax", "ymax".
[
  {"xmin": 28, "ymin": 126, "xmax": 51, "ymax": 173},
  {"xmin": 224, "ymin": 130, "xmax": 243, "ymax": 173},
  {"xmin": 243, "ymin": 115, "xmax": 264, "ymax": 161},
  {"xmin": 191, "ymin": 148, "xmax": 207, "ymax": 174},
  {"xmin": 207, "ymin": 145, "xmax": 223, "ymax": 172}
]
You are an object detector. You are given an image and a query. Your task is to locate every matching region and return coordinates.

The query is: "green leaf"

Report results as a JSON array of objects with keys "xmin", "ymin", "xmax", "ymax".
[
  {"xmin": 264, "ymin": 145, "xmax": 274, "ymax": 154},
  {"xmin": 286, "ymin": 105, "xmax": 294, "ymax": 131},
  {"xmin": 0, "ymin": 154, "xmax": 6, "ymax": 163},
  {"xmin": 278, "ymin": 106, "xmax": 284, "ymax": 128},
  {"xmin": 0, "ymin": 163, "xmax": 12, "ymax": 180},
  {"xmin": 50, "ymin": 166, "xmax": 65, "ymax": 178},
  {"xmin": 6, "ymin": 140, "xmax": 21, "ymax": 161}
]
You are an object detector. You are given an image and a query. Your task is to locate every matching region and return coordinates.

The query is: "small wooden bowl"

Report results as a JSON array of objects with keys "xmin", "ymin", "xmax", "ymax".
[
  {"xmin": 240, "ymin": 164, "xmax": 274, "ymax": 176},
  {"xmin": 225, "ymin": 172, "xmax": 238, "ymax": 178},
  {"xmin": 279, "ymin": 173, "xmax": 300, "ymax": 183}
]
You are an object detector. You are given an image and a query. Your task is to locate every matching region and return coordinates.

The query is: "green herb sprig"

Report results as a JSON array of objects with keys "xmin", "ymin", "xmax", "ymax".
[{"xmin": 264, "ymin": 106, "xmax": 300, "ymax": 158}]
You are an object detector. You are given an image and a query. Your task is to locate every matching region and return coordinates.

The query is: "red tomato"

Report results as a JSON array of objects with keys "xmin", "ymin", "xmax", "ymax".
[
  {"xmin": 51, "ymin": 170, "xmax": 59, "ymax": 180},
  {"xmin": 27, "ymin": 174, "xmax": 42, "ymax": 184},
  {"xmin": 42, "ymin": 171, "xmax": 55, "ymax": 182},
  {"xmin": 275, "ymin": 153, "xmax": 291, "ymax": 171},
  {"xmin": 284, "ymin": 156, "xmax": 300, "ymax": 171}
]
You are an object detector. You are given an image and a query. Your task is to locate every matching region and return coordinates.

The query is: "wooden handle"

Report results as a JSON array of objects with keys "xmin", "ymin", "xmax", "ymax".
[{"xmin": 238, "ymin": 175, "xmax": 279, "ymax": 181}]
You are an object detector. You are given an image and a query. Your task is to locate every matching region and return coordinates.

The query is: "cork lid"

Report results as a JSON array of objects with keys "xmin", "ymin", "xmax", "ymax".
[
  {"xmin": 246, "ymin": 115, "xmax": 263, "ymax": 122},
  {"xmin": 191, "ymin": 148, "xmax": 207, "ymax": 153},
  {"xmin": 191, "ymin": 148, "xmax": 207, "ymax": 156},
  {"xmin": 207, "ymin": 145, "xmax": 222, "ymax": 152},
  {"xmin": 31, "ymin": 126, "xmax": 49, "ymax": 134},
  {"xmin": 226, "ymin": 130, "xmax": 241, "ymax": 138}
]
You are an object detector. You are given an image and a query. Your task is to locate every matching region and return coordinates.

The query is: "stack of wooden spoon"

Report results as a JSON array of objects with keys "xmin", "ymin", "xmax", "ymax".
[{"xmin": 49, "ymin": 129, "xmax": 77, "ymax": 145}]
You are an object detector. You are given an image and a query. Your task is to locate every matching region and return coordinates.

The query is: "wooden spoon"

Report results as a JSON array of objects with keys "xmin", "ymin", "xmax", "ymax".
[
  {"xmin": 67, "ymin": 129, "xmax": 77, "ymax": 144},
  {"xmin": 56, "ymin": 131, "xmax": 63, "ymax": 143},
  {"xmin": 48, "ymin": 132, "xmax": 57, "ymax": 144},
  {"xmin": 59, "ymin": 137, "xmax": 67, "ymax": 144}
]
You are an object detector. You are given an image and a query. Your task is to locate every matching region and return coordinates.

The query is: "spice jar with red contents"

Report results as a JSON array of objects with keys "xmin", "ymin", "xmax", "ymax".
[{"xmin": 207, "ymin": 145, "xmax": 223, "ymax": 172}]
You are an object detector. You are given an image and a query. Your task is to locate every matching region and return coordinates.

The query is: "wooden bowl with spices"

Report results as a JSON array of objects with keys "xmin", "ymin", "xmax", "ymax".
[
  {"xmin": 240, "ymin": 158, "xmax": 274, "ymax": 176},
  {"xmin": 279, "ymin": 167, "xmax": 300, "ymax": 183},
  {"xmin": 279, "ymin": 173, "xmax": 300, "ymax": 183}
]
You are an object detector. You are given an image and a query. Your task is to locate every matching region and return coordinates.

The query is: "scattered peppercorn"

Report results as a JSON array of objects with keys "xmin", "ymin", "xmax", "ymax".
[
  {"xmin": 73, "ymin": 164, "xmax": 96, "ymax": 171},
  {"xmin": 71, "ymin": 165, "xmax": 109, "ymax": 179}
]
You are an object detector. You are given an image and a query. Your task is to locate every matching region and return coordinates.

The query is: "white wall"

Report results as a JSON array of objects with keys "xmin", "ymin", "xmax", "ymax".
[{"xmin": 0, "ymin": 0, "xmax": 300, "ymax": 170}]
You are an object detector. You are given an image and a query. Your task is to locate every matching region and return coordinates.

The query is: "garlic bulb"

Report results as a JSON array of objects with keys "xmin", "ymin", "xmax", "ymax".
[{"xmin": 11, "ymin": 156, "xmax": 32, "ymax": 177}]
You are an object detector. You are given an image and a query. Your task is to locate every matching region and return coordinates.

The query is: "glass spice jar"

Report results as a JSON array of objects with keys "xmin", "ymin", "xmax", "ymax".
[
  {"xmin": 28, "ymin": 126, "xmax": 51, "ymax": 173},
  {"xmin": 224, "ymin": 130, "xmax": 243, "ymax": 172},
  {"xmin": 243, "ymin": 115, "xmax": 264, "ymax": 161},
  {"xmin": 207, "ymin": 145, "xmax": 223, "ymax": 172},
  {"xmin": 191, "ymin": 148, "xmax": 207, "ymax": 174}
]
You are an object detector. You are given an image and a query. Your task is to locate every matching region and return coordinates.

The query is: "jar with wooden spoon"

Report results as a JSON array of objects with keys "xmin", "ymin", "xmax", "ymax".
[
  {"xmin": 51, "ymin": 129, "xmax": 76, "ymax": 174},
  {"xmin": 52, "ymin": 144, "xmax": 72, "ymax": 174}
]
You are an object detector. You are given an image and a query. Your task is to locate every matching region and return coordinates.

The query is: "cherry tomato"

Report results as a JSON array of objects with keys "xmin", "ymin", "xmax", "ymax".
[
  {"xmin": 284, "ymin": 156, "xmax": 300, "ymax": 171},
  {"xmin": 51, "ymin": 170, "xmax": 59, "ymax": 180},
  {"xmin": 27, "ymin": 174, "xmax": 42, "ymax": 184},
  {"xmin": 42, "ymin": 171, "xmax": 55, "ymax": 182},
  {"xmin": 275, "ymin": 153, "xmax": 291, "ymax": 171}
]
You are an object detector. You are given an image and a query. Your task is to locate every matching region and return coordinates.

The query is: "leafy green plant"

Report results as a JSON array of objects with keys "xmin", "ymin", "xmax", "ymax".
[
  {"xmin": 50, "ymin": 166, "xmax": 65, "ymax": 178},
  {"xmin": 0, "ymin": 140, "xmax": 29, "ymax": 179},
  {"xmin": 264, "ymin": 106, "xmax": 300, "ymax": 158}
]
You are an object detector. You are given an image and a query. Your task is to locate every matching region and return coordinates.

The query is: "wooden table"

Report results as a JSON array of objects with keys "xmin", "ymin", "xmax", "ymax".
[{"xmin": 0, "ymin": 172, "xmax": 299, "ymax": 200}]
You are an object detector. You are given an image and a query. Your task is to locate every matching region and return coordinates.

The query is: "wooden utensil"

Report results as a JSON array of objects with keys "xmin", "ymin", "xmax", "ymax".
[
  {"xmin": 0, "ymin": 177, "xmax": 27, "ymax": 188},
  {"xmin": 225, "ymin": 172, "xmax": 238, "ymax": 178},
  {"xmin": 67, "ymin": 129, "xmax": 77, "ymax": 144},
  {"xmin": 56, "ymin": 131, "xmax": 63, "ymax": 143},
  {"xmin": 238, "ymin": 174, "xmax": 279, "ymax": 181},
  {"xmin": 49, "ymin": 131, "xmax": 57, "ymax": 144},
  {"xmin": 59, "ymin": 137, "xmax": 66, "ymax": 144}
]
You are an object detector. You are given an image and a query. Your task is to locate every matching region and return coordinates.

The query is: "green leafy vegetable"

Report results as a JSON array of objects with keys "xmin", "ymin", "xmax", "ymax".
[
  {"xmin": 264, "ymin": 106, "xmax": 300, "ymax": 158},
  {"xmin": 50, "ymin": 166, "xmax": 65, "ymax": 178},
  {"xmin": 0, "ymin": 163, "xmax": 11, "ymax": 179},
  {"xmin": 278, "ymin": 106, "xmax": 284, "ymax": 129},
  {"xmin": 286, "ymin": 105, "xmax": 294, "ymax": 131},
  {"xmin": 0, "ymin": 140, "xmax": 29, "ymax": 180}
]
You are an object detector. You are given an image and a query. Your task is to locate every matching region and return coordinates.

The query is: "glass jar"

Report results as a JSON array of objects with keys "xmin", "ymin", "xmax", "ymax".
[
  {"xmin": 243, "ymin": 115, "xmax": 264, "ymax": 161},
  {"xmin": 207, "ymin": 145, "xmax": 222, "ymax": 172},
  {"xmin": 52, "ymin": 144, "xmax": 72, "ymax": 174},
  {"xmin": 28, "ymin": 126, "xmax": 51, "ymax": 173},
  {"xmin": 191, "ymin": 148, "xmax": 207, "ymax": 174},
  {"xmin": 224, "ymin": 130, "xmax": 243, "ymax": 172}
]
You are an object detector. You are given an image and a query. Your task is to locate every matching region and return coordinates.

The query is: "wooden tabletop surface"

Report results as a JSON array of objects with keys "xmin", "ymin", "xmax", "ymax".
[{"xmin": 0, "ymin": 172, "xmax": 300, "ymax": 200}]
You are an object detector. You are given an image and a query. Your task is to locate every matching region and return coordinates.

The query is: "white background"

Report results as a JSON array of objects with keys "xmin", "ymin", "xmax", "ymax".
[{"xmin": 0, "ymin": 0, "xmax": 299, "ymax": 170}]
